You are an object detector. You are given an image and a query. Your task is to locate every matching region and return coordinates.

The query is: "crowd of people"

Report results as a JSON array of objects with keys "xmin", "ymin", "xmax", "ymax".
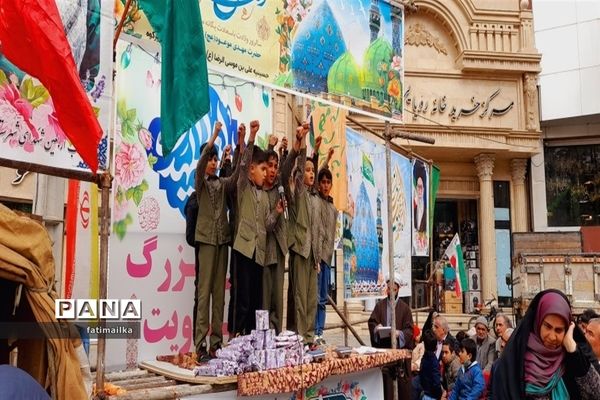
[
  {"xmin": 373, "ymin": 287, "xmax": 600, "ymax": 400},
  {"xmin": 187, "ymin": 120, "xmax": 337, "ymax": 362},
  {"xmin": 188, "ymin": 121, "xmax": 600, "ymax": 400}
]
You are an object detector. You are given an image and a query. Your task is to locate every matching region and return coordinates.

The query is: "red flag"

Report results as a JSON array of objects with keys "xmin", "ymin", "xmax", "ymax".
[{"xmin": 0, "ymin": 0, "xmax": 102, "ymax": 172}]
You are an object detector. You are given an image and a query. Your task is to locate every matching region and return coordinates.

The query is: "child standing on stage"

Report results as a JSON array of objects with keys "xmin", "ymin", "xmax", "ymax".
[
  {"xmin": 194, "ymin": 121, "xmax": 241, "ymax": 361},
  {"xmin": 287, "ymin": 123, "xmax": 322, "ymax": 345},
  {"xmin": 232, "ymin": 120, "xmax": 285, "ymax": 336},
  {"xmin": 261, "ymin": 134, "xmax": 296, "ymax": 333},
  {"xmin": 314, "ymin": 147, "xmax": 338, "ymax": 345}
]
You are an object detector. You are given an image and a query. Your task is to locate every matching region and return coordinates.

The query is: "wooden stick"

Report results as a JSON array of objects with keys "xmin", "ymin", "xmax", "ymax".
[
  {"xmin": 346, "ymin": 115, "xmax": 434, "ymax": 165},
  {"xmin": 0, "ymin": 157, "xmax": 97, "ymax": 182},
  {"xmin": 118, "ymin": 379, "xmax": 177, "ymax": 391},
  {"xmin": 327, "ymin": 295, "xmax": 365, "ymax": 346},
  {"xmin": 114, "ymin": 0, "xmax": 134, "ymax": 48},
  {"xmin": 107, "ymin": 384, "xmax": 213, "ymax": 400},
  {"xmin": 323, "ymin": 318, "xmax": 370, "ymax": 331},
  {"xmin": 99, "ymin": 369, "xmax": 150, "ymax": 381}
]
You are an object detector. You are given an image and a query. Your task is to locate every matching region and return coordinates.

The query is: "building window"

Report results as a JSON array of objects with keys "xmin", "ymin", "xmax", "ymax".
[{"xmin": 545, "ymin": 144, "xmax": 600, "ymax": 227}]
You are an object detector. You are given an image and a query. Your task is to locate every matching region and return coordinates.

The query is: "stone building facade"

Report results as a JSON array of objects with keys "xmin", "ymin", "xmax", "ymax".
[{"xmin": 351, "ymin": 0, "xmax": 542, "ymax": 307}]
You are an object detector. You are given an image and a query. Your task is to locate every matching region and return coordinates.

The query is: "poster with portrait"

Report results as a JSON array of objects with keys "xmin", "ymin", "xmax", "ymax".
[
  {"xmin": 390, "ymin": 151, "xmax": 412, "ymax": 297},
  {"xmin": 412, "ymin": 159, "xmax": 429, "ymax": 256}
]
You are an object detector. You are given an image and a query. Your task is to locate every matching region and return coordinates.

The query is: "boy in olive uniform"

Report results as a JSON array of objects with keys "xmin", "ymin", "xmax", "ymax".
[
  {"xmin": 232, "ymin": 120, "xmax": 284, "ymax": 335},
  {"xmin": 287, "ymin": 124, "xmax": 322, "ymax": 345},
  {"xmin": 314, "ymin": 148, "xmax": 338, "ymax": 345},
  {"xmin": 261, "ymin": 134, "xmax": 296, "ymax": 333},
  {"xmin": 194, "ymin": 121, "xmax": 243, "ymax": 360}
]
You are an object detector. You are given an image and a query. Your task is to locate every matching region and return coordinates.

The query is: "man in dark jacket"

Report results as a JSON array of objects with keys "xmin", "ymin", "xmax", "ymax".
[{"xmin": 368, "ymin": 273, "xmax": 414, "ymax": 400}]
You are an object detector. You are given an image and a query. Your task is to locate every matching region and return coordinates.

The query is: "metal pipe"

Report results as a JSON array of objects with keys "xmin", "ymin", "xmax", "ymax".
[
  {"xmin": 94, "ymin": 172, "xmax": 113, "ymax": 399},
  {"xmin": 385, "ymin": 121, "xmax": 398, "ymax": 400},
  {"xmin": 327, "ymin": 295, "xmax": 365, "ymax": 346}
]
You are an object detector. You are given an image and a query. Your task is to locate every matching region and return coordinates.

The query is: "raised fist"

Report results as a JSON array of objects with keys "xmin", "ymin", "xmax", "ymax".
[
  {"xmin": 213, "ymin": 121, "xmax": 223, "ymax": 135},
  {"xmin": 268, "ymin": 134, "xmax": 279, "ymax": 147},
  {"xmin": 314, "ymin": 136, "xmax": 323, "ymax": 151}
]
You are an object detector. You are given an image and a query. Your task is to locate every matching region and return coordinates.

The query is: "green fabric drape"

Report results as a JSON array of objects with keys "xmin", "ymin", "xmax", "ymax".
[{"xmin": 138, "ymin": 0, "xmax": 210, "ymax": 155}]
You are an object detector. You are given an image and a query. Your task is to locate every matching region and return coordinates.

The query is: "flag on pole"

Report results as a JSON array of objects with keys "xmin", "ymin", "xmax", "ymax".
[
  {"xmin": 444, "ymin": 233, "xmax": 468, "ymax": 296},
  {"xmin": 361, "ymin": 152, "xmax": 375, "ymax": 185},
  {"xmin": 137, "ymin": 0, "xmax": 210, "ymax": 156},
  {"xmin": 0, "ymin": 0, "xmax": 103, "ymax": 172}
]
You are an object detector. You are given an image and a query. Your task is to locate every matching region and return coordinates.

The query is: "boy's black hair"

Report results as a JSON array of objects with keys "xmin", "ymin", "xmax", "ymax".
[
  {"xmin": 423, "ymin": 329, "xmax": 437, "ymax": 352},
  {"xmin": 443, "ymin": 337, "xmax": 458, "ymax": 355},
  {"xmin": 460, "ymin": 338, "xmax": 477, "ymax": 362},
  {"xmin": 578, "ymin": 308, "xmax": 600, "ymax": 324},
  {"xmin": 455, "ymin": 330, "xmax": 467, "ymax": 343},
  {"xmin": 251, "ymin": 146, "xmax": 268, "ymax": 165},
  {"xmin": 265, "ymin": 149, "xmax": 279, "ymax": 164},
  {"xmin": 200, "ymin": 142, "xmax": 219, "ymax": 159},
  {"xmin": 318, "ymin": 167, "xmax": 333, "ymax": 183}
]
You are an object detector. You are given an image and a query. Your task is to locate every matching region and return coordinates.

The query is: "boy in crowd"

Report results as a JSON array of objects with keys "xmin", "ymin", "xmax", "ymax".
[
  {"xmin": 448, "ymin": 338, "xmax": 485, "ymax": 400},
  {"xmin": 194, "ymin": 121, "xmax": 242, "ymax": 360},
  {"xmin": 231, "ymin": 120, "xmax": 284, "ymax": 336},
  {"xmin": 420, "ymin": 329, "xmax": 443, "ymax": 400},
  {"xmin": 261, "ymin": 134, "xmax": 296, "ymax": 333},
  {"xmin": 287, "ymin": 122, "xmax": 321, "ymax": 345},
  {"xmin": 441, "ymin": 338, "xmax": 461, "ymax": 397},
  {"xmin": 314, "ymin": 147, "xmax": 337, "ymax": 345}
]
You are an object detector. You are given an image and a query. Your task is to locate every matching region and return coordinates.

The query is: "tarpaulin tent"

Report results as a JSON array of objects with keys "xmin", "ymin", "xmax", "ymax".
[{"xmin": 0, "ymin": 203, "xmax": 90, "ymax": 399}]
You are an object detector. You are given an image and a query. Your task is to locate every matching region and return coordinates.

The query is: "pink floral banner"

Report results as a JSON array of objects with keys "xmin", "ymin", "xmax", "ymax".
[
  {"xmin": 105, "ymin": 39, "xmax": 273, "ymax": 369},
  {"xmin": 0, "ymin": 0, "xmax": 113, "ymax": 171}
]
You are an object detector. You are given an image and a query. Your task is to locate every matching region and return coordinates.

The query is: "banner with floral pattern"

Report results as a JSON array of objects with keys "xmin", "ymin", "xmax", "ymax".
[
  {"xmin": 117, "ymin": 0, "xmax": 404, "ymax": 120},
  {"xmin": 105, "ymin": 39, "xmax": 273, "ymax": 369},
  {"xmin": 0, "ymin": 0, "xmax": 113, "ymax": 171}
]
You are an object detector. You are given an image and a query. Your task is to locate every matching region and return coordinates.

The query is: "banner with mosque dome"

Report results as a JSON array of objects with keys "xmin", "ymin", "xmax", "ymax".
[
  {"xmin": 343, "ymin": 127, "xmax": 390, "ymax": 299},
  {"xmin": 117, "ymin": 0, "xmax": 404, "ymax": 121}
]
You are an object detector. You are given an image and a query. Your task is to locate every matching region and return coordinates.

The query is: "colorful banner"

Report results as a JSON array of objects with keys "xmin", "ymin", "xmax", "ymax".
[
  {"xmin": 390, "ymin": 152, "xmax": 412, "ymax": 297},
  {"xmin": 119, "ymin": 0, "xmax": 404, "ymax": 120},
  {"xmin": 302, "ymin": 99, "xmax": 348, "ymax": 211},
  {"xmin": 105, "ymin": 40, "xmax": 273, "ymax": 369},
  {"xmin": 343, "ymin": 127, "xmax": 388, "ymax": 299},
  {"xmin": 0, "ymin": 0, "xmax": 113, "ymax": 171},
  {"xmin": 412, "ymin": 159, "xmax": 430, "ymax": 256}
]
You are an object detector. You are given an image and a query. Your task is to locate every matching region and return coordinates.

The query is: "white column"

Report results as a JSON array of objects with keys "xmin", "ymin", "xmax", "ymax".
[
  {"xmin": 474, "ymin": 153, "xmax": 497, "ymax": 303},
  {"xmin": 511, "ymin": 159, "xmax": 529, "ymax": 232}
]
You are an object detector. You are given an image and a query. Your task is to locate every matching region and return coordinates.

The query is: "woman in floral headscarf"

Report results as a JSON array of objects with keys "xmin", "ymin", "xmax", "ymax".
[{"xmin": 492, "ymin": 289, "xmax": 600, "ymax": 399}]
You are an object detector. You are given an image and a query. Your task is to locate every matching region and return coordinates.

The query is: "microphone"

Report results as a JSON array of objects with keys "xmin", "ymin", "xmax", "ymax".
[{"xmin": 277, "ymin": 185, "xmax": 288, "ymax": 220}]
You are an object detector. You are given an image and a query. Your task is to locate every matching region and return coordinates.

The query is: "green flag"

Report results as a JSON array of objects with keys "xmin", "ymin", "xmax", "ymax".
[
  {"xmin": 138, "ymin": 0, "xmax": 210, "ymax": 155},
  {"xmin": 444, "ymin": 233, "xmax": 468, "ymax": 295},
  {"xmin": 361, "ymin": 153, "xmax": 375, "ymax": 185},
  {"xmin": 429, "ymin": 165, "xmax": 440, "ymax": 230}
]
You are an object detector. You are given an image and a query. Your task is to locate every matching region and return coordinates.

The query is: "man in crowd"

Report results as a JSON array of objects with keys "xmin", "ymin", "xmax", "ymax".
[
  {"xmin": 493, "ymin": 313, "xmax": 512, "ymax": 357},
  {"xmin": 368, "ymin": 273, "xmax": 414, "ymax": 399},
  {"xmin": 470, "ymin": 316, "xmax": 496, "ymax": 372},
  {"xmin": 584, "ymin": 317, "xmax": 600, "ymax": 374}
]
